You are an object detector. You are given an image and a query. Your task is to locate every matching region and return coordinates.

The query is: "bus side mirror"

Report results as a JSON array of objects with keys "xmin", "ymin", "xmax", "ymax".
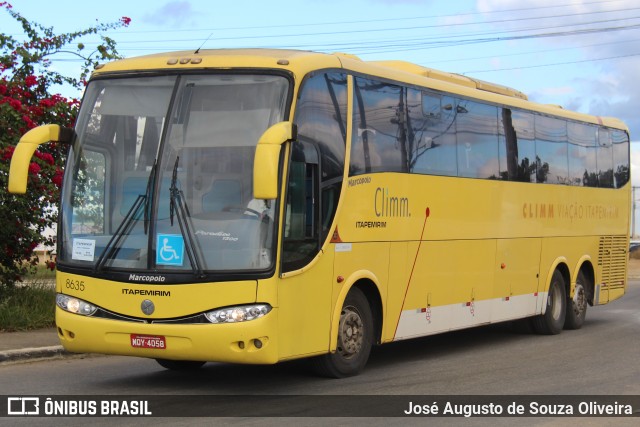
[
  {"xmin": 253, "ymin": 121, "xmax": 296, "ymax": 200},
  {"xmin": 8, "ymin": 124, "xmax": 71, "ymax": 194}
]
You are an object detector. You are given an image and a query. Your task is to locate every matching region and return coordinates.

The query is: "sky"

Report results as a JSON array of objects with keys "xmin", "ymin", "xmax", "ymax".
[{"xmin": 2, "ymin": 1, "xmax": 640, "ymax": 198}]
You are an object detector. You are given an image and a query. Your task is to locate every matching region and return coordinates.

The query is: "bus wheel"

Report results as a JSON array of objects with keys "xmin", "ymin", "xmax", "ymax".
[
  {"xmin": 564, "ymin": 271, "xmax": 588, "ymax": 330},
  {"xmin": 155, "ymin": 359, "xmax": 205, "ymax": 370},
  {"xmin": 312, "ymin": 288, "xmax": 374, "ymax": 378},
  {"xmin": 532, "ymin": 269, "xmax": 566, "ymax": 335}
]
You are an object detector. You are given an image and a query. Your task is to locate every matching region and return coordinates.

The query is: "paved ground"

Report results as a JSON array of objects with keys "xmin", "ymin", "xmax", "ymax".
[
  {"xmin": 0, "ymin": 327, "xmax": 66, "ymax": 364},
  {"xmin": 0, "ymin": 327, "xmax": 59, "ymax": 352},
  {"xmin": 2, "ymin": 259, "xmax": 639, "ymax": 364}
]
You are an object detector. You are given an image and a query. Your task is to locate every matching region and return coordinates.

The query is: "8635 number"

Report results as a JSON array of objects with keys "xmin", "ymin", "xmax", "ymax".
[{"xmin": 65, "ymin": 279, "xmax": 85, "ymax": 291}]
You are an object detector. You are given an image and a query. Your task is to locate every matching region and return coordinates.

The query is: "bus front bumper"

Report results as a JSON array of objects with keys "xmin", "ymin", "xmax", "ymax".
[{"xmin": 55, "ymin": 307, "xmax": 279, "ymax": 365}]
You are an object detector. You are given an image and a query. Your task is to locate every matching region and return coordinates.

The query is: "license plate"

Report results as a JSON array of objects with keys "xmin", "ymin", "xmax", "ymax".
[{"xmin": 130, "ymin": 334, "xmax": 166, "ymax": 349}]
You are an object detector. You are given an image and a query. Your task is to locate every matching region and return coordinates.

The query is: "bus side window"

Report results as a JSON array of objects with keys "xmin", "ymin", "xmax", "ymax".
[
  {"xmin": 409, "ymin": 91, "xmax": 457, "ymax": 177},
  {"xmin": 290, "ymin": 72, "xmax": 347, "ymax": 270},
  {"xmin": 597, "ymin": 129, "xmax": 614, "ymax": 188},
  {"xmin": 282, "ymin": 142, "xmax": 320, "ymax": 272},
  {"xmin": 350, "ymin": 77, "xmax": 405, "ymax": 174},
  {"xmin": 456, "ymin": 101, "xmax": 499, "ymax": 179},
  {"xmin": 612, "ymin": 129, "xmax": 630, "ymax": 188},
  {"xmin": 568, "ymin": 122, "xmax": 597, "ymax": 187},
  {"xmin": 506, "ymin": 110, "xmax": 536, "ymax": 183},
  {"xmin": 535, "ymin": 116, "xmax": 568, "ymax": 184}
]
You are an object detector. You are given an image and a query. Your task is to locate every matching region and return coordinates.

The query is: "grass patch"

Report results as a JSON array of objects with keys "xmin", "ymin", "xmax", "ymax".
[
  {"xmin": 0, "ymin": 280, "xmax": 56, "ymax": 332},
  {"xmin": 31, "ymin": 264, "xmax": 56, "ymax": 280}
]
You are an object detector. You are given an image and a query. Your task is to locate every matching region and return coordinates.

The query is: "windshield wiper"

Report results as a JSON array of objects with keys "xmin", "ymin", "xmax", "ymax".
[
  {"xmin": 143, "ymin": 161, "xmax": 157, "ymax": 234},
  {"xmin": 169, "ymin": 156, "xmax": 205, "ymax": 277},
  {"xmin": 94, "ymin": 161, "xmax": 157, "ymax": 273},
  {"xmin": 94, "ymin": 194, "xmax": 146, "ymax": 273}
]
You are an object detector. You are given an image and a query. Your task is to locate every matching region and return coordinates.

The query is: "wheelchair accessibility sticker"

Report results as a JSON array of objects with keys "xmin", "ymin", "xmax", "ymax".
[{"xmin": 156, "ymin": 234, "xmax": 185, "ymax": 266}]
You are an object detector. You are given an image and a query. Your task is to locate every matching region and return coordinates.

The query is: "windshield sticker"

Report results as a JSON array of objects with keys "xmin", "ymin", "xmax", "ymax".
[
  {"xmin": 72, "ymin": 238, "xmax": 96, "ymax": 261},
  {"xmin": 156, "ymin": 234, "xmax": 185, "ymax": 266},
  {"xmin": 195, "ymin": 230, "xmax": 238, "ymax": 241}
]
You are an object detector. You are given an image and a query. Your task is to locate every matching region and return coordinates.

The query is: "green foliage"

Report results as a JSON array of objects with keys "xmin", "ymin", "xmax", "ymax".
[
  {"xmin": 0, "ymin": 281, "xmax": 56, "ymax": 331},
  {"xmin": 0, "ymin": 2, "xmax": 130, "ymax": 288}
]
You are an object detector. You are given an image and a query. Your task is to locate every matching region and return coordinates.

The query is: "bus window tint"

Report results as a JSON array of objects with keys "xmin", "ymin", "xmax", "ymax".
[
  {"xmin": 567, "ymin": 122, "xmax": 597, "ymax": 187},
  {"xmin": 509, "ymin": 110, "xmax": 536, "ymax": 183},
  {"xmin": 535, "ymin": 116, "xmax": 568, "ymax": 184},
  {"xmin": 350, "ymin": 78, "xmax": 405, "ymax": 174},
  {"xmin": 347, "ymin": 77, "xmax": 626, "ymax": 191},
  {"xmin": 612, "ymin": 129, "xmax": 630, "ymax": 188},
  {"xmin": 296, "ymin": 73, "xmax": 347, "ymax": 182},
  {"xmin": 597, "ymin": 128, "xmax": 614, "ymax": 188},
  {"xmin": 498, "ymin": 109, "xmax": 511, "ymax": 180},
  {"xmin": 294, "ymin": 72, "xmax": 348, "ymax": 254},
  {"xmin": 405, "ymin": 88, "xmax": 429, "ymax": 174},
  {"xmin": 455, "ymin": 101, "xmax": 499, "ymax": 179},
  {"xmin": 409, "ymin": 92, "xmax": 457, "ymax": 176}
]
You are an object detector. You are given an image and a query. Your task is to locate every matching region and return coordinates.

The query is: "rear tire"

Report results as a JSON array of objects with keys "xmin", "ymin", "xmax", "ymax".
[
  {"xmin": 155, "ymin": 359, "xmax": 205, "ymax": 370},
  {"xmin": 532, "ymin": 269, "xmax": 566, "ymax": 335},
  {"xmin": 312, "ymin": 288, "xmax": 374, "ymax": 378},
  {"xmin": 564, "ymin": 271, "xmax": 588, "ymax": 330}
]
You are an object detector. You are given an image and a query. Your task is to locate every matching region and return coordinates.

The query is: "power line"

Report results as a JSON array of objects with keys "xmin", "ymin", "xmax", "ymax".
[
  {"xmin": 171, "ymin": 20, "xmax": 640, "ymax": 53},
  {"xmin": 461, "ymin": 52, "xmax": 640, "ymax": 74},
  {"xmin": 348, "ymin": 20, "xmax": 640, "ymax": 56},
  {"xmin": 425, "ymin": 38, "xmax": 640, "ymax": 65},
  {"xmin": 70, "ymin": 13, "xmax": 640, "ymax": 56},
  {"xmin": 25, "ymin": 0, "xmax": 640, "ymax": 77},
  {"xmin": 73, "ymin": 7, "xmax": 640, "ymax": 47},
  {"xmin": 100, "ymin": 0, "xmax": 633, "ymax": 35}
]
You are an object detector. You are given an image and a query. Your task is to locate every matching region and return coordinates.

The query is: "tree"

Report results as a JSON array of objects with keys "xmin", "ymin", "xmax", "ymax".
[{"xmin": 0, "ymin": 2, "xmax": 130, "ymax": 288}]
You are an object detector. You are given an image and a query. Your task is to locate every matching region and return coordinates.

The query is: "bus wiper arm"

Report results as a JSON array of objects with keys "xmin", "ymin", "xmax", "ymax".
[
  {"xmin": 95, "ymin": 160, "xmax": 157, "ymax": 273},
  {"xmin": 94, "ymin": 194, "xmax": 145, "ymax": 273},
  {"xmin": 169, "ymin": 156, "xmax": 204, "ymax": 277}
]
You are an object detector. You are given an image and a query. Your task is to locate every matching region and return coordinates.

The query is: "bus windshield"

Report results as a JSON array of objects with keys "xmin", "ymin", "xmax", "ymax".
[{"xmin": 59, "ymin": 74, "xmax": 289, "ymax": 275}]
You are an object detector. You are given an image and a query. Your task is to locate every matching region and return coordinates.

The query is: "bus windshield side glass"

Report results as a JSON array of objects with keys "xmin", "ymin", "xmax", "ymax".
[{"xmin": 59, "ymin": 74, "xmax": 289, "ymax": 274}]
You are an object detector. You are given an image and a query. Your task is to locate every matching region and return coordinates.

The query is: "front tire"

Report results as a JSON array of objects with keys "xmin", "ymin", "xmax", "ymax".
[
  {"xmin": 564, "ymin": 271, "xmax": 588, "ymax": 330},
  {"xmin": 312, "ymin": 288, "xmax": 374, "ymax": 378},
  {"xmin": 532, "ymin": 269, "xmax": 566, "ymax": 335}
]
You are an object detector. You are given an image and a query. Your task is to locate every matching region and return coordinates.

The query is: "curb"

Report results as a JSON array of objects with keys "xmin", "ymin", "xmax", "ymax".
[{"xmin": 0, "ymin": 345, "xmax": 70, "ymax": 365}]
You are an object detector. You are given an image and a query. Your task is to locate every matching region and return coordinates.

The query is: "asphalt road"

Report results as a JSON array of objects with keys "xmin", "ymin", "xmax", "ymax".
[{"xmin": 1, "ymin": 280, "xmax": 639, "ymax": 426}]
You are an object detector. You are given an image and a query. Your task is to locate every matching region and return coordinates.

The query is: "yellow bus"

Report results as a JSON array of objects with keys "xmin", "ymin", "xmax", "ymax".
[{"xmin": 9, "ymin": 49, "xmax": 630, "ymax": 377}]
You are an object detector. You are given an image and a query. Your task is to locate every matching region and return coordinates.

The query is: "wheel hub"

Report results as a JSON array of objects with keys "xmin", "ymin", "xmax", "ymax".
[
  {"xmin": 549, "ymin": 284, "xmax": 562, "ymax": 320},
  {"xmin": 573, "ymin": 284, "xmax": 586, "ymax": 315},
  {"xmin": 337, "ymin": 308, "xmax": 364, "ymax": 358}
]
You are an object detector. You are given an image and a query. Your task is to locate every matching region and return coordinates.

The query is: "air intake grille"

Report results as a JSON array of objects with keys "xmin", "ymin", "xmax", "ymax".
[{"xmin": 598, "ymin": 235, "xmax": 628, "ymax": 289}]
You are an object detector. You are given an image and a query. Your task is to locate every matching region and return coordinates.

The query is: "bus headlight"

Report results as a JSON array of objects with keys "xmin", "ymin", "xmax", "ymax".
[
  {"xmin": 204, "ymin": 304, "xmax": 271, "ymax": 324},
  {"xmin": 56, "ymin": 293, "xmax": 97, "ymax": 316}
]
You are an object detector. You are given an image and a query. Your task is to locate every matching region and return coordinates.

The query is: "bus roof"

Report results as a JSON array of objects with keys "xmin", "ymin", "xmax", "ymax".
[
  {"xmin": 92, "ymin": 49, "xmax": 628, "ymax": 132},
  {"xmin": 367, "ymin": 60, "xmax": 529, "ymax": 100},
  {"xmin": 93, "ymin": 49, "xmax": 341, "ymax": 76}
]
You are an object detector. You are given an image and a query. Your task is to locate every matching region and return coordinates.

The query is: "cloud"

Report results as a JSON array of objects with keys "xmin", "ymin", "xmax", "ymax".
[
  {"xmin": 475, "ymin": 0, "xmax": 640, "ymax": 140},
  {"xmin": 535, "ymin": 86, "xmax": 575, "ymax": 97},
  {"xmin": 141, "ymin": 1, "xmax": 198, "ymax": 27}
]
